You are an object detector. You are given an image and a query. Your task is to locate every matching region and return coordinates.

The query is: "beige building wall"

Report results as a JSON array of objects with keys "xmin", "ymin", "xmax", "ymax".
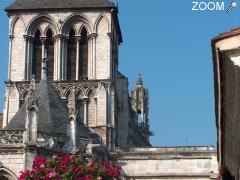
[
  {"xmin": 114, "ymin": 147, "xmax": 218, "ymax": 180},
  {"xmin": 4, "ymin": 10, "xmax": 116, "ymax": 126}
]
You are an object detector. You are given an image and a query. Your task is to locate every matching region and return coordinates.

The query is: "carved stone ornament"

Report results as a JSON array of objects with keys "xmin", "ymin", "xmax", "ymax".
[{"xmin": 0, "ymin": 130, "xmax": 24, "ymax": 145}]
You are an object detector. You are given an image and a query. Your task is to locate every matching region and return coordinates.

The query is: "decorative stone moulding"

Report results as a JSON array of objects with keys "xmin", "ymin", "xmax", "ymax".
[{"xmin": 0, "ymin": 130, "xmax": 24, "ymax": 145}]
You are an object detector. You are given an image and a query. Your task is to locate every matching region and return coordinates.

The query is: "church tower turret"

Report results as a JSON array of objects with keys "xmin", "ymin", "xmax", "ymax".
[{"xmin": 131, "ymin": 74, "xmax": 151, "ymax": 140}]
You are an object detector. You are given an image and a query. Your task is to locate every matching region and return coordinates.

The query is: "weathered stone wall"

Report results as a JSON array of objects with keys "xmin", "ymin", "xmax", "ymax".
[
  {"xmin": 114, "ymin": 147, "xmax": 218, "ymax": 180},
  {"xmin": 8, "ymin": 11, "xmax": 113, "ymax": 81},
  {"xmin": 115, "ymin": 72, "xmax": 130, "ymax": 147},
  {"xmin": 0, "ymin": 151, "xmax": 24, "ymax": 178},
  {"xmin": 4, "ymin": 10, "xmax": 117, "ymax": 129}
]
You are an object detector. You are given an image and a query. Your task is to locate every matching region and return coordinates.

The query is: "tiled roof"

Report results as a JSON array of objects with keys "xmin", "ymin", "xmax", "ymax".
[
  {"xmin": 5, "ymin": 0, "xmax": 115, "ymax": 11},
  {"xmin": 212, "ymin": 27, "xmax": 240, "ymax": 43},
  {"xmin": 5, "ymin": 80, "xmax": 69, "ymax": 135}
]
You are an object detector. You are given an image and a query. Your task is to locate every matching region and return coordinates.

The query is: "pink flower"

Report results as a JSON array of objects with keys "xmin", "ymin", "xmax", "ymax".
[
  {"xmin": 46, "ymin": 168, "xmax": 56, "ymax": 178},
  {"xmin": 72, "ymin": 166, "xmax": 79, "ymax": 173},
  {"xmin": 85, "ymin": 175, "xmax": 93, "ymax": 180},
  {"xmin": 90, "ymin": 163, "xmax": 95, "ymax": 172},
  {"xmin": 19, "ymin": 170, "xmax": 31, "ymax": 180}
]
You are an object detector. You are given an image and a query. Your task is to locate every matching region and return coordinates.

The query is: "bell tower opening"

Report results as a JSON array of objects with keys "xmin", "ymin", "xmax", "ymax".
[
  {"xmin": 45, "ymin": 28, "xmax": 54, "ymax": 81},
  {"xmin": 79, "ymin": 27, "xmax": 88, "ymax": 80},
  {"xmin": 67, "ymin": 28, "xmax": 77, "ymax": 81},
  {"xmin": 32, "ymin": 29, "xmax": 42, "ymax": 81}
]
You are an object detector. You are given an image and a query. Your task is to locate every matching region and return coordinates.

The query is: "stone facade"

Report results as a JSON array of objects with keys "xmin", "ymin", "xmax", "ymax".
[
  {"xmin": 2, "ymin": 0, "xmax": 151, "ymax": 150},
  {"xmin": 0, "ymin": 1, "xmax": 218, "ymax": 179},
  {"xmin": 114, "ymin": 147, "xmax": 218, "ymax": 179}
]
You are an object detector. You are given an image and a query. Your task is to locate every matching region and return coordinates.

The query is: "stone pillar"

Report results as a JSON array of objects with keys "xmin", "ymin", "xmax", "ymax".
[
  {"xmin": 55, "ymin": 34, "xmax": 62, "ymax": 80},
  {"xmin": 94, "ymin": 97, "xmax": 98, "ymax": 125},
  {"xmin": 8, "ymin": 35, "xmax": 13, "ymax": 80},
  {"xmin": 75, "ymin": 36, "xmax": 81, "ymax": 80},
  {"xmin": 23, "ymin": 35, "xmax": 29, "ymax": 81},
  {"xmin": 91, "ymin": 33, "xmax": 97, "ymax": 79},
  {"xmin": 60, "ymin": 36, "xmax": 67, "ymax": 80},
  {"xmin": 53, "ymin": 36, "xmax": 58, "ymax": 80},
  {"xmin": 87, "ymin": 34, "xmax": 92, "ymax": 79},
  {"xmin": 24, "ymin": 35, "xmax": 33, "ymax": 81},
  {"xmin": 107, "ymin": 32, "xmax": 113, "ymax": 79},
  {"xmin": 63, "ymin": 36, "xmax": 69, "ymax": 80},
  {"xmin": 40, "ymin": 37, "xmax": 46, "ymax": 79},
  {"xmin": 83, "ymin": 97, "xmax": 89, "ymax": 125}
]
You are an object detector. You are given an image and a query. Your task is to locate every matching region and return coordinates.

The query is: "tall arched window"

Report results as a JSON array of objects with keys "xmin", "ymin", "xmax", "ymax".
[
  {"xmin": 79, "ymin": 27, "xmax": 88, "ymax": 80},
  {"xmin": 67, "ymin": 28, "xmax": 77, "ymax": 80},
  {"xmin": 45, "ymin": 28, "xmax": 54, "ymax": 81},
  {"xmin": 32, "ymin": 29, "xmax": 42, "ymax": 81}
]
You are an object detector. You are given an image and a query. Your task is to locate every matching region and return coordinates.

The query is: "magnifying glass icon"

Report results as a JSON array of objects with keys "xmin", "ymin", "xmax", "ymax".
[{"xmin": 227, "ymin": 1, "xmax": 238, "ymax": 13}]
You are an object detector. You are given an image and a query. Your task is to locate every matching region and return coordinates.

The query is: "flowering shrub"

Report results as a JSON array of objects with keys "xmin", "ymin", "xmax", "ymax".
[{"xmin": 19, "ymin": 153, "xmax": 122, "ymax": 180}]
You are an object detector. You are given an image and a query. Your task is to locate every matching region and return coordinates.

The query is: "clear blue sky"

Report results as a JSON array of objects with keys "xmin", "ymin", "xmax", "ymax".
[{"xmin": 0, "ymin": 0, "xmax": 239, "ymax": 147}]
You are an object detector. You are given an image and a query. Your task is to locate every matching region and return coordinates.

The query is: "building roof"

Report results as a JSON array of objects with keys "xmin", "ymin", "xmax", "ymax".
[
  {"xmin": 5, "ymin": 0, "xmax": 123, "ymax": 43},
  {"xmin": 5, "ymin": 80, "xmax": 69, "ymax": 135},
  {"xmin": 212, "ymin": 27, "xmax": 240, "ymax": 43},
  {"xmin": 5, "ymin": 0, "xmax": 116, "ymax": 12}
]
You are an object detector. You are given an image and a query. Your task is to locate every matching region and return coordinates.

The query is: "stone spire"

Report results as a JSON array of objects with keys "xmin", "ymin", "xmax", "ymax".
[
  {"xmin": 136, "ymin": 73, "xmax": 143, "ymax": 86},
  {"xmin": 131, "ymin": 74, "xmax": 152, "ymax": 140},
  {"xmin": 25, "ymin": 75, "xmax": 39, "ymax": 144}
]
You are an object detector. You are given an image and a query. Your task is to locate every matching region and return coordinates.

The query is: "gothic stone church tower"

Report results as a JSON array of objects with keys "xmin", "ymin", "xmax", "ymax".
[{"xmin": 0, "ymin": 0, "xmax": 151, "ymax": 178}]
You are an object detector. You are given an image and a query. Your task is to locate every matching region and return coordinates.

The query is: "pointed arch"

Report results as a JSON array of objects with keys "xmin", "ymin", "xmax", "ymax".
[
  {"xmin": 67, "ymin": 27, "xmax": 77, "ymax": 81},
  {"xmin": 61, "ymin": 14, "xmax": 92, "ymax": 35},
  {"xmin": 43, "ymin": 25, "xmax": 55, "ymax": 37},
  {"xmin": 26, "ymin": 15, "xmax": 58, "ymax": 36},
  {"xmin": 76, "ymin": 89, "xmax": 84, "ymax": 100},
  {"xmin": 94, "ymin": 14, "xmax": 110, "ymax": 33},
  {"xmin": 0, "ymin": 166, "xmax": 18, "ymax": 180},
  {"xmin": 86, "ymin": 87, "xmax": 96, "ymax": 98},
  {"xmin": 10, "ymin": 16, "xmax": 20, "ymax": 36}
]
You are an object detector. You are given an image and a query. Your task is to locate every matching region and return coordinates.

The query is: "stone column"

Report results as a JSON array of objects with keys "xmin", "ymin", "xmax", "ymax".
[
  {"xmin": 64, "ymin": 36, "xmax": 68, "ymax": 80},
  {"xmin": 75, "ymin": 36, "xmax": 81, "ymax": 80},
  {"xmin": 55, "ymin": 34, "xmax": 62, "ymax": 80},
  {"xmin": 23, "ymin": 35, "xmax": 29, "ymax": 81},
  {"xmin": 8, "ymin": 35, "xmax": 14, "ymax": 80},
  {"xmin": 87, "ymin": 34, "xmax": 92, "ymax": 79},
  {"xmin": 83, "ymin": 97, "xmax": 89, "ymax": 125},
  {"xmin": 53, "ymin": 36, "xmax": 58, "ymax": 80},
  {"xmin": 40, "ymin": 37, "xmax": 46, "ymax": 79},
  {"xmin": 24, "ymin": 35, "xmax": 33, "ymax": 81},
  {"xmin": 91, "ymin": 33, "xmax": 97, "ymax": 79},
  {"xmin": 107, "ymin": 32, "xmax": 113, "ymax": 79},
  {"xmin": 62, "ymin": 36, "xmax": 67, "ymax": 80},
  {"xmin": 107, "ymin": 83, "xmax": 112, "ymax": 126},
  {"xmin": 28, "ymin": 37, "xmax": 33, "ymax": 80},
  {"xmin": 94, "ymin": 97, "xmax": 98, "ymax": 125}
]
